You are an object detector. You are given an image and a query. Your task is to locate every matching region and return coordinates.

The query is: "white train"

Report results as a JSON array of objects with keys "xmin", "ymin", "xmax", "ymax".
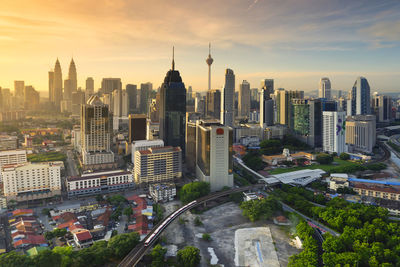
[{"xmin": 144, "ymin": 200, "xmax": 197, "ymax": 246}]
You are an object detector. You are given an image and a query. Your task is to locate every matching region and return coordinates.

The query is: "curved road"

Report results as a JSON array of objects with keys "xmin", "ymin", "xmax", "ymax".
[{"xmin": 118, "ymin": 184, "xmax": 264, "ymax": 267}]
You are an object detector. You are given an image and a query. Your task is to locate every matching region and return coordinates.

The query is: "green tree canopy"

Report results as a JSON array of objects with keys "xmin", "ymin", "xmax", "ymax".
[
  {"xmin": 179, "ymin": 182, "xmax": 210, "ymax": 204},
  {"xmin": 150, "ymin": 244, "xmax": 167, "ymax": 267},
  {"xmin": 316, "ymin": 153, "xmax": 333, "ymax": 164},
  {"xmin": 107, "ymin": 232, "xmax": 140, "ymax": 259},
  {"xmin": 176, "ymin": 246, "xmax": 201, "ymax": 267}
]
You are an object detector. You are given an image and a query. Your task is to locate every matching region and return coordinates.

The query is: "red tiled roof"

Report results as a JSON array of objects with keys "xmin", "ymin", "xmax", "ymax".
[
  {"xmin": 74, "ymin": 230, "xmax": 92, "ymax": 242},
  {"xmin": 96, "ymin": 208, "xmax": 111, "ymax": 227},
  {"xmin": 354, "ymin": 183, "xmax": 400, "ymax": 194},
  {"xmin": 69, "ymin": 224, "xmax": 84, "ymax": 232},
  {"xmin": 57, "ymin": 219, "xmax": 78, "ymax": 230},
  {"xmin": 13, "ymin": 235, "xmax": 46, "ymax": 248},
  {"xmin": 12, "ymin": 209, "xmax": 33, "ymax": 216}
]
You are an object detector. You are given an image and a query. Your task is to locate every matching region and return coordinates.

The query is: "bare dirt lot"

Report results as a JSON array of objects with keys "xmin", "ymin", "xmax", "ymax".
[{"xmin": 161, "ymin": 201, "xmax": 301, "ymax": 266}]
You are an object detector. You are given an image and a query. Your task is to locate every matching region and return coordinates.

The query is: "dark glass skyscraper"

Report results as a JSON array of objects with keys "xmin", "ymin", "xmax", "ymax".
[{"xmin": 159, "ymin": 49, "xmax": 186, "ymax": 154}]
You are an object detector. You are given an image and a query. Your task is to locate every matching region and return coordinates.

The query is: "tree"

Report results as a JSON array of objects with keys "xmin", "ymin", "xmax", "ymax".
[
  {"xmin": 239, "ymin": 196, "xmax": 281, "ymax": 222},
  {"xmin": 151, "ymin": 244, "xmax": 167, "ymax": 267},
  {"xmin": 53, "ymin": 228, "xmax": 67, "ymax": 238},
  {"xmin": 107, "ymin": 194, "xmax": 127, "ymax": 206},
  {"xmin": 316, "ymin": 153, "xmax": 333, "ymax": 164},
  {"xmin": 44, "ymin": 231, "xmax": 55, "ymax": 240},
  {"xmin": 108, "ymin": 232, "xmax": 140, "ymax": 259},
  {"xmin": 229, "ymin": 192, "xmax": 244, "ymax": 204},
  {"xmin": 0, "ymin": 251, "xmax": 33, "ymax": 267},
  {"xmin": 194, "ymin": 217, "xmax": 203, "ymax": 226},
  {"xmin": 176, "ymin": 246, "xmax": 201, "ymax": 267},
  {"xmin": 179, "ymin": 182, "xmax": 210, "ymax": 203},
  {"xmin": 33, "ymin": 250, "xmax": 61, "ymax": 267},
  {"xmin": 339, "ymin": 152, "xmax": 350, "ymax": 160},
  {"xmin": 123, "ymin": 207, "xmax": 133, "ymax": 218},
  {"xmin": 202, "ymin": 233, "xmax": 212, "ymax": 241}
]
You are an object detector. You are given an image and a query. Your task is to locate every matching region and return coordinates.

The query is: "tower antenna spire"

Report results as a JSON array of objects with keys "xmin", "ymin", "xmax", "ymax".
[
  {"xmin": 172, "ymin": 46, "xmax": 175, "ymax": 70},
  {"xmin": 209, "ymin": 42, "xmax": 211, "ymax": 55}
]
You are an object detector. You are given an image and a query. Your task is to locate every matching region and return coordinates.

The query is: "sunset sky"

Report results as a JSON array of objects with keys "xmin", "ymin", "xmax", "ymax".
[{"xmin": 1, "ymin": 0, "xmax": 400, "ymax": 96}]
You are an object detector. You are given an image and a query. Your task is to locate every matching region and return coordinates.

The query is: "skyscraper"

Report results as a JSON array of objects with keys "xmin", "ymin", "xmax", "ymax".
[
  {"xmin": 323, "ymin": 111, "xmax": 347, "ymax": 154},
  {"xmin": 69, "ymin": 58, "xmax": 77, "ymax": 93},
  {"xmin": 101, "ymin": 78, "xmax": 121, "ymax": 94},
  {"xmin": 349, "ymin": 77, "xmax": 371, "ymax": 115},
  {"xmin": 112, "ymin": 89, "xmax": 128, "ymax": 117},
  {"xmin": 206, "ymin": 43, "xmax": 214, "ymax": 91},
  {"xmin": 81, "ymin": 95, "xmax": 114, "ymax": 166},
  {"xmin": 14, "ymin": 81, "xmax": 24, "ymax": 99},
  {"xmin": 85, "ymin": 77, "xmax": 94, "ymax": 99},
  {"xmin": 319, "ymin": 77, "xmax": 331, "ymax": 99},
  {"xmin": 71, "ymin": 90, "xmax": 85, "ymax": 116},
  {"xmin": 239, "ymin": 80, "xmax": 250, "ymax": 118},
  {"xmin": 292, "ymin": 99, "xmax": 322, "ymax": 148},
  {"xmin": 128, "ymin": 114, "xmax": 147, "ymax": 143},
  {"xmin": 53, "ymin": 59, "xmax": 63, "ymax": 109},
  {"xmin": 126, "ymin": 84, "xmax": 137, "ymax": 113},
  {"xmin": 159, "ymin": 48, "xmax": 187, "ymax": 154},
  {"xmin": 206, "ymin": 89, "xmax": 221, "ymax": 119},
  {"xmin": 372, "ymin": 93, "xmax": 392, "ymax": 123},
  {"xmin": 259, "ymin": 79, "xmax": 274, "ymax": 127},
  {"xmin": 275, "ymin": 89, "xmax": 304, "ymax": 126},
  {"xmin": 140, "ymin": 82, "xmax": 152, "ymax": 114},
  {"xmin": 24, "ymin": 86, "xmax": 40, "ymax": 110},
  {"xmin": 221, "ymin": 69, "xmax": 235, "ymax": 127},
  {"xmin": 48, "ymin": 71, "xmax": 54, "ymax": 103},
  {"xmin": 345, "ymin": 115, "xmax": 376, "ymax": 154}
]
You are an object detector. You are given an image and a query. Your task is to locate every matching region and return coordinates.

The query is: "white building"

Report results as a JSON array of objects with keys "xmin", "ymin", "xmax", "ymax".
[
  {"xmin": 112, "ymin": 89, "xmax": 129, "ymax": 117},
  {"xmin": 0, "ymin": 149, "xmax": 27, "ymax": 182},
  {"xmin": 261, "ymin": 169, "xmax": 326, "ymax": 187},
  {"xmin": 149, "ymin": 183, "xmax": 176, "ymax": 203},
  {"xmin": 196, "ymin": 122, "xmax": 233, "ymax": 191},
  {"xmin": 1, "ymin": 162, "xmax": 61, "ymax": 201},
  {"xmin": 221, "ymin": 69, "xmax": 235, "ymax": 127},
  {"xmin": 319, "ymin": 77, "xmax": 331, "ymax": 99},
  {"xmin": 131, "ymin": 139, "xmax": 164, "ymax": 163},
  {"xmin": 66, "ymin": 169, "xmax": 134, "ymax": 197},
  {"xmin": 329, "ymin": 173, "xmax": 349, "ymax": 191},
  {"xmin": 323, "ymin": 111, "xmax": 347, "ymax": 154},
  {"xmin": 345, "ymin": 115, "xmax": 376, "ymax": 154}
]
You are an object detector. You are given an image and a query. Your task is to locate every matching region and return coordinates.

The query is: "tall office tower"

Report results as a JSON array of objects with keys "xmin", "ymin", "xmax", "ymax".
[
  {"xmin": 159, "ymin": 48, "xmax": 187, "ymax": 154},
  {"xmin": 338, "ymin": 90, "xmax": 342, "ymax": 98},
  {"xmin": 196, "ymin": 121, "xmax": 233, "ymax": 191},
  {"xmin": 349, "ymin": 77, "xmax": 371, "ymax": 116},
  {"xmin": 206, "ymin": 43, "xmax": 214, "ymax": 91},
  {"xmin": 195, "ymin": 95, "xmax": 205, "ymax": 116},
  {"xmin": 48, "ymin": 71, "xmax": 54, "ymax": 103},
  {"xmin": 85, "ymin": 77, "xmax": 94, "ymax": 99},
  {"xmin": 128, "ymin": 114, "xmax": 147, "ymax": 143},
  {"xmin": 126, "ymin": 84, "xmax": 137, "ymax": 113},
  {"xmin": 101, "ymin": 78, "xmax": 122, "ymax": 94},
  {"xmin": 220, "ymin": 69, "xmax": 235, "ymax": 127},
  {"xmin": 185, "ymin": 121, "xmax": 197, "ymax": 173},
  {"xmin": 275, "ymin": 89, "xmax": 304, "ymax": 126},
  {"xmin": 14, "ymin": 81, "xmax": 24, "ymax": 99},
  {"xmin": 81, "ymin": 95, "xmax": 114, "ymax": 166},
  {"xmin": 250, "ymin": 88, "xmax": 259, "ymax": 110},
  {"xmin": 63, "ymin": 79, "xmax": 72, "ymax": 100},
  {"xmin": 260, "ymin": 79, "xmax": 274, "ymax": 97},
  {"xmin": 239, "ymin": 80, "xmax": 250, "ymax": 118},
  {"xmin": 68, "ymin": 58, "xmax": 77, "ymax": 93},
  {"xmin": 23, "ymin": 86, "xmax": 40, "ymax": 110},
  {"xmin": 319, "ymin": 77, "xmax": 331, "ymax": 99},
  {"xmin": 372, "ymin": 93, "xmax": 392, "ymax": 123},
  {"xmin": 140, "ymin": 82, "xmax": 152, "ymax": 114},
  {"xmin": 187, "ymin": 86, "xmax": 193, "ymax": 103},
  {"xmin": 112, "ymin": 89, "xmax": 128, "ymax": 117},
  {"xmin": 1, "ymin": 89, "xmax": 11, "ymax": 111},
  {"xmin": 321, "ymin": 99, "xmax": 338, "ymax": 111},
  {"xmin": 345, "ymin": 115, "xmax": 376, "ymax": 154},
  {"xmin": 53, "ymin": 59, "xmax": 63, "ymax": 109},
  {"xmin": 206, "ymin": 89, "xmax": 221, "ymax": 119},
  {"xmin": 259, "ymin": 79, "xmax": 274, "ymax": 127},
  {"xmin": 71, "ymin": 90, "xmax": 85, "ymax": 116},
  {"xmin": 292, "ymin": 99, "xmax": 322, "ymax": 148},
  {"xmin": 323, "ymin": 111, "xmax": 347, "ymax": 154}
]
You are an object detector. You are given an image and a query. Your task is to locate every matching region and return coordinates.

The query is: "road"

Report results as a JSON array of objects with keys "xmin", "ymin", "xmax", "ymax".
[{"xmin": 66, "ymin": 150, "xmax": 78, "ymax": 177}]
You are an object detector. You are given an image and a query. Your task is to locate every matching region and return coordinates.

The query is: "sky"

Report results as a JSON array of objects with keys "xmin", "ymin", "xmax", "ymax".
[{"xmin": 1, "ymin": 0, "xmax": 400, "ymax": 97}]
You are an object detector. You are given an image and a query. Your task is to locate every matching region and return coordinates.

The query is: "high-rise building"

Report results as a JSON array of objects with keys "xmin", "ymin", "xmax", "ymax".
[
  {"xmin": 259, "ymin": 79, "xmax": 274, "ymax": 127},
  {"xmin": 85, "ymin": 77, "xmax": 94, "ymax": 99},
  {"xmin": 194, "ymin": 95, "xmax": 205, "ymax": 116},
  {"xmin": 206, "ymin": 43, "xmax": 214, "ymax": 91},
  {"xmin": 323, "ymin": 111, "xmax": 347, "ymax": 154},
  {"xmin": 101, "ymin": 78, "xmax": 121, "ymax": 94},
  {"xmin": 349, "ymin": 77, "xmax": 371, "ymax": 116},
  {"xmin": 128, "ymin": 114, "xmax": 147, "ymax": 143},
  {"xmin": 134, "ymin": 146, "xmax": 182, "ymax": 184},
  {"xmin": 81, "ymin": 95, "xmax": 114, "ymax": 166},
  {"xmin": 126, "ymin": 84, "xmax": 137, "ymax": 113},
  {"xmin": 206, "ymin": 89, "xmax": 221, "ymax": 120},
  {"xmin": 1, "ymin": 89, "xmax": 11, "ymax": 111},
  {"xmin": 48, "ymin": 71, "xmax": 54, "ymax": 103},
  {"xmin": 14, "ymin": 81, "xmax": 24, "ymax": 99},
  {"xmin": 372, "ymin": 93, "xmax": 392, "ymax": 123},
  {"xmin": 345, "ymin": 115, "xmax": 376, "ymax": 154},
  {"xmin": 0, "ymin": 150, "xmax": 27, "ymax": 182},
  {"xmin": 1, "ymin": 162, "xmax": 61, "ymax": 202},
  {"xmin": 292, "ymin": 99, "xmax": 322, "ymax": 148},
  {"xmin": 221, "ymin": 69, "xmax": 235, "ymax": 127},
  {"xmin": 24, "ymin": 86, "xmax": 40, "ymax": 110},
  {"xmin": 159, "ymin": 48, "xmax": 186, "ymax": 154},
  {"xmin": 239, "ymin": 80, "xmax": 250, "ymax": 118},
  {"xmin": 63, "ymin": 79, "xmax": 72, "ymax": 100},
  {"xmin": 112, "ymin": 89, "xmax": 128, "ymax": 117},
  {"xmin": 140, "ymin": 82, "xmax": 152, "ymax": 114},
  {"xmin": 53, "ymin": 59, "xmax": 63, "ymax": 109},
  {"xmin": 275, "ymin": 89, "xmax": 304, "ymax": 126},
  {"xmin": 68, "ymin": 58, "xmax": 77, "ymax": 93},
  {"xmin": 71, "ymin": 90, "xmax": 85, "ymax": 116},
  {"xmin": 196, "ymin": 121, "xmax": 233, "ymax": 191},
  {"xmin": 319, "ymin": 77, "xmax": 331, "ymax": 99}
]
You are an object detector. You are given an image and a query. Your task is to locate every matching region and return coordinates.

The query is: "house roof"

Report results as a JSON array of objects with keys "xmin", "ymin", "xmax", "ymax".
[
  {"xmin": 13, "ymin": 235, "xmax": 46, "ymax": 248},
  {"xmin": 74, "ymin": 230, "xmax": 92, "ymax": 242}
]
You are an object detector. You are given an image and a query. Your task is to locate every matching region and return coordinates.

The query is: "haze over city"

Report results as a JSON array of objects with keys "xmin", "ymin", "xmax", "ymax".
[{"xmin": 1, "ymin": 0, "xmax": 400, "ymax": 95}]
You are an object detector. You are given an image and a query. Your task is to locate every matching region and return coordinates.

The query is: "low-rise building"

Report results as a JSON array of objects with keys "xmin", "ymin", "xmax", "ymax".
[
  {"xmin": 329, "ymin": 173, "xmax": 349, "ymax": 191},
  {"xmin": 73, "ymin": 229, "xmax": 93, "ymax": 248},
  {"xmin": 262, "ymin": 149, "xmax": 315, "ymax": 165},
  {"xmin": 353, "ymin": 183, "xmax": 400, "ymax": 201},
  {"xmin": 1, "ymin": 162, "xmax": 61, "ymax": 202},
  {"xmin": 134, "ymin": 146, "xmax": 182, "ymax": 184},
  {"xmin": 149, "ymin": 183, "xmax": 176, "ymax": 203},
  {"xmin": 239, "ymin": 136, "xmax": 260, "ymax": 147},
  {"xmin": 67, "ymin": 169, "xmax": 134, "ymax": 197},
  {"xmin": 0, "ymin": 135, "xmax": 18, "ymax": 151}
]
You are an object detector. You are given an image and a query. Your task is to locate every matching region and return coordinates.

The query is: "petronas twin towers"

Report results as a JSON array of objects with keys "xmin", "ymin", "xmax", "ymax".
[{"xmin": 49, "ymin": 58, "xmax": 77, "ymax": 109}]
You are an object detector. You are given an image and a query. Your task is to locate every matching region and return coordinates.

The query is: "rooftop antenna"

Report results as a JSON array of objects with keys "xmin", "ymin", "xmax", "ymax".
[{"xmin": 172, "ymin": 46, "xmax": 175, "ymax": 71}]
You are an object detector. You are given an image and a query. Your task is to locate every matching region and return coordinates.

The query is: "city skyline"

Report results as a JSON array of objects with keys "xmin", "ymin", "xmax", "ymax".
[{"xmin": 1, "ymin": 0, "xmax": 400, "ymax": 94}]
